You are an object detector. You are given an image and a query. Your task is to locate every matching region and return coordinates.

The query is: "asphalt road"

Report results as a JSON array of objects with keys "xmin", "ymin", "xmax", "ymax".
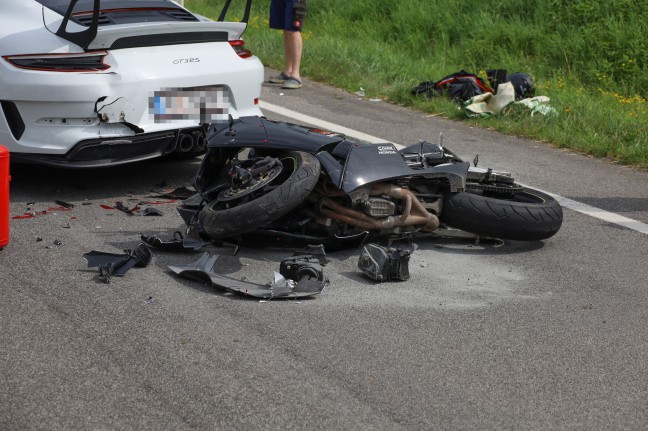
[{"xmin": 1, "ymin": 69, "xmax": 648, "ymax": 430}]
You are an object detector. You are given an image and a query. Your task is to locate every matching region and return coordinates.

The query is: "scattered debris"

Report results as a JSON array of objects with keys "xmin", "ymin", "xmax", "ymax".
[
  {"xmin": 141, "ymin": 228, "xmax": 206, "ymax": 252},
  {"xmin": 358, "ymin": 242, "xmax": 418, "ymax": 282},
  {"xmin": 150, "ymin": 186, "xmax": 196, "ymax": 200},
  {"xmin": 115, "ymin": 201, "xmax": 140, "ymax": 215},
  {"xmin": 145, "ymin": 296, "xmax": 155, "ymax": 304},
  {"xmin": 53, "ymin": 239, "xmax": 62, "ymax": 246},
  {"xmin": 55, "ymin": 200, "xmax": 75, "ymax": 208},
  {"xmin": 83, "ymin": 243, "xmax": 152, "ymax": 283},
  {"xmin": 168, "ymin": 252, "xmax": 328, "ymax": 299},
  {"xmin": 354, "ymin": 87, "xmax": 366, "ymax": 97},
  {"xmin": 140, "ymin": 208, "xmax": 163, "ymax": 216},
  {"xmin": 463, "ymin": 82, "xmax": 557, "ymax": 118}
]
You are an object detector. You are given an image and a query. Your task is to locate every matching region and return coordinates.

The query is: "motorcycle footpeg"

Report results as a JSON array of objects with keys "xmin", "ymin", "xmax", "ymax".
[{"xmin": 358, "ymin": 242, "xmax": 418, "ymax": 282}]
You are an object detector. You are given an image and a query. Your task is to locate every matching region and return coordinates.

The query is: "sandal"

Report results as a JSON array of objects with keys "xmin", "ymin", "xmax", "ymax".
[
  {"xmin": 269, "ymin": 71, "xmax": 291, "ymax": 84},
  {"xmin": 282, "ymin": 76, "xmax": 303, "ymax": 89}
]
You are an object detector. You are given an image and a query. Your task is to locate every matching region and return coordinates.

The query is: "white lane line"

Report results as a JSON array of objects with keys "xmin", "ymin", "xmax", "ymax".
[
  {"xmin": 548, "ymin": 193, "xmax": 648, "ymax": 235},
  {"xmin": 260, "ymin": 101, "xmax": 648, "ymax": 235}
]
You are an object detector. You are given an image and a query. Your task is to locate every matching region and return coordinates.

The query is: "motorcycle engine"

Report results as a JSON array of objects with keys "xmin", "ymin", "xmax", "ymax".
[{"xmin": 363, "ymin": 198, "xmax": 396, "ymax": 217}]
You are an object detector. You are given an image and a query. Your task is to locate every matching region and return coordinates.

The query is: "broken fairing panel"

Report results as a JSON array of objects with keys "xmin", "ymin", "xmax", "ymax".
[
  {"xmin": 168, "ymin": 253, "xmax": 328, "ymax": 299},
  {"xmin": 83, "ymin": 243, "xmax": 152, "ymax": 283},
  {"xmin": 141, "ymin": 228, "xmax": 206, "ymax": 252}
]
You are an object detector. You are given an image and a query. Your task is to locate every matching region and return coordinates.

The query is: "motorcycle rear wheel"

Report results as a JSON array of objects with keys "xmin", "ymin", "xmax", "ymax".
[
  {"xmin": 199, "ymin": 151, "xmax": 321, "ymax": 239},
  {"xmin": 441, "ymin": 186, "xmax": 563, "ymax": 240}
]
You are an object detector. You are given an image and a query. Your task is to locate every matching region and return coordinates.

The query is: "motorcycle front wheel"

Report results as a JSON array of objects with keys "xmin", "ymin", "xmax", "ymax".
[
  {"xmin": 199, "ymin": 151, "xmax": 321, "ymax": 239},
  {"xmin": 441, "ymin": 185, "xmax": 563, "ymax": 241}
]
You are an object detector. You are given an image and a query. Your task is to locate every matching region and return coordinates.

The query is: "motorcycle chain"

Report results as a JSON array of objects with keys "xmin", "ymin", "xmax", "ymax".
[{"xmin": 466, "ymin": 182, "xmax": 523, "ymax": 196}]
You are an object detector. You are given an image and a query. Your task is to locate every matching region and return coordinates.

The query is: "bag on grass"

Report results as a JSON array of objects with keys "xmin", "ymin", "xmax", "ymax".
[{"xmin": 411, "ymin": 70, "xmax": 493, "ymax": 102}]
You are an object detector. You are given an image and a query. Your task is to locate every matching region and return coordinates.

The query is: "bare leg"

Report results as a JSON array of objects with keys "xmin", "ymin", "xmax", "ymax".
[{"xmin": 283, "ymin": 30, "xmax": 303, "ymax": 81}]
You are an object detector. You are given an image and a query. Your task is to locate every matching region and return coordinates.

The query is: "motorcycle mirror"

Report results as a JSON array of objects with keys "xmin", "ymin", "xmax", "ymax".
[
  {"xmin": 473, "ymin": 154, "xmax": 479, "ymax": 167},
  {"xmin": 225, "ymin": 114, "xmax": 235, "ymax": 137},
  {"xmin": 437, "ymin": 132, "xmax": 444, "ymax": 148}
]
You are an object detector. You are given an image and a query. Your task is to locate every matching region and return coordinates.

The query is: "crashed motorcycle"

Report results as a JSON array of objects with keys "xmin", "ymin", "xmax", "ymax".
[{"xmin": 178, "ymin": 116, "xmax": 562, "ymax": 249}]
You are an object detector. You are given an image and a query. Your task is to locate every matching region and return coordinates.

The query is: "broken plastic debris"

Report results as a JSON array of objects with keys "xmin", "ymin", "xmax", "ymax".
[
  {"xmin": 168, "ymin": 252, "xmax": 328, "ymax": 299},
  {"xmin": 83, "ymin": 243, "xmax": 152, "ymax": 283},
  {"xmin": 355, "ymin": 87, "xmax": 366, "ymax": 97},
  {"xmin": 115, "ymin": 201, "xmax": 140, "ymax": 215},
  {"xmin": 151, "ymin": 186, "xmax": 196, "ymax": 199},
  {"xmin": 141, "ymin": 208, "xmax": 163, "ymax": 216},
  {"xmin": 269, "ymin": 271, "xmax": 295, "ymax": 297},
  {"xmin": 141, "ymin": 229, "xmax": 205, "ymax": 252},
  {"xmin": 358, "ymin": 242, "xmax": 418, "ymax": 282},
  {"xmin": 55, "ymin": 200, "xmax": 75, "ymax": 208}
]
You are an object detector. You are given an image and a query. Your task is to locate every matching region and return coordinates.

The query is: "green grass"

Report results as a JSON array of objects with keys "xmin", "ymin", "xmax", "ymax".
[{"xmin": 186, "ymin": 0, "xmax": 648, "ymax": 169}]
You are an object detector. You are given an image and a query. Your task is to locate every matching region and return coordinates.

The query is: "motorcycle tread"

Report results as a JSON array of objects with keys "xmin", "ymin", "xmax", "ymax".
[
  {"xmin": 441, "ymin": 187, "xmax": 563, "ymax": 241},
  {"xmin": 199, "ymin": 151, "xmax": 321, "ymax": 239}
]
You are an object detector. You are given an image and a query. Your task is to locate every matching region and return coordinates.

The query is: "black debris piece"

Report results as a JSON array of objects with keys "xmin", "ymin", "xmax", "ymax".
[
  {"xmin": 292, "ymin": 244, "xmax": 330, "ymax": 266},
  {"xmin": 168, "ymin": 252, "xmax": 328, "ymax": 299},
  {"xmin": 83, "ymin": 243, "xmax": 152, "ymax": 283},
  {"xmin": 141, "ymin": 228, "xmax": 206, "ymax": 252},
  {"xmin": 358, "ymin": 242, "xmax": 418, "ymax": 282},
  {"xmin": 55, "ymin": 200, "xmax": 75, "ymax": 208},
  {"xmin": 53, "ymin": 239, "xmax": 62, "ymax": 246},
  {"xmin": 151, "ymin": 186, "xmax": 196, "ymax": 200},
  {"xmin": 141, "ymin": 207, "xmax": 163, "ymax": 216},
  {"xmin": 114, "ymin": 201, "xmax": 140, "ymax": 215}
]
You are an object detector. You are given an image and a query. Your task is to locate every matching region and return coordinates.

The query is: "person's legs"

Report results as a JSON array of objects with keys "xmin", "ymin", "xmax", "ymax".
[{"xmin": 283, "ymin": 30, "xmax": 302, "ymax": 81}]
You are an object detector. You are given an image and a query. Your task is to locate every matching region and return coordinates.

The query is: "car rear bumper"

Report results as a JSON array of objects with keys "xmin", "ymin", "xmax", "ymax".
[{"xmin": 9, "ymin": 127, "xmax": 199, "ymax": 168}]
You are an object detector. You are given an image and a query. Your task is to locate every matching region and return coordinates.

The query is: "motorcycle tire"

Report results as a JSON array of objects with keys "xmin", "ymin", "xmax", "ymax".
[
  {"xmin": 441, "ymin": 186, "xmax": 562, "ymax": 241},
  {"xmin": 199, "ymin": 151, "xmax": 321, "ymax": 239}
]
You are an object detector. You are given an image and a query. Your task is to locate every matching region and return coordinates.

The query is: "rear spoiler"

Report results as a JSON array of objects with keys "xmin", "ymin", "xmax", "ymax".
[
  {"xmin": 55, "ymin": 0, "xmax": 252, "ymax": 51},
  {"xmin": 218, "ymin": 0, "xmax": 253, "ymax": 23},
  {"xmin": 56, "ymin": 0, "xmax": 100, "ymax": 50}
]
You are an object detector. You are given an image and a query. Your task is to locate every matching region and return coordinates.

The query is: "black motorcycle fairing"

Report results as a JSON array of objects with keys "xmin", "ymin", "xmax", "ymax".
[
  {"xmin": 340, "ymin": 144, "xmax": 469, "ymax": 193},
  {"xmin": 204, "ymin": 117, "xmax": 468, "ymax": 194},
  {"xmin": 206, "ymin": 116, "xmax": 346, "ymax": 154}
]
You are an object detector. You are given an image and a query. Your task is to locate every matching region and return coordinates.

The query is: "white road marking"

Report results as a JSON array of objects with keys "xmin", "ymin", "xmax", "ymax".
[
  {"xmin": 546, "ymin": 193, "xmax": 648, "ymax": 235},
  {"xmin": 260, "ymin": 101, "xmax": 648, "ymax": 235}
]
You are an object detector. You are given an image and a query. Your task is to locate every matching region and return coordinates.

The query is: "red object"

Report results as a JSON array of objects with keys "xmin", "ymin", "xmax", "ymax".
[{"xmin": 0, "ymin": 145, "xmax": 10, "ymax": 248}]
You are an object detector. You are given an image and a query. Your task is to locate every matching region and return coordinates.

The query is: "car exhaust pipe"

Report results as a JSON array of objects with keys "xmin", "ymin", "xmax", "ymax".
[
  {"xmin": 194, "ymin": 133, "xmax": 206, "ymax": 152},
  {"xmin": 177, "ymin": 133, "xmax": 194, "ymax": 153}
]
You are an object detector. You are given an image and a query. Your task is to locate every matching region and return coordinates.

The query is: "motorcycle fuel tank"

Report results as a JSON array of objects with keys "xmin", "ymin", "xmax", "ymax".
[{"xmin": 206, "ymin": 116, "xmax": 346, "ymax": 153}]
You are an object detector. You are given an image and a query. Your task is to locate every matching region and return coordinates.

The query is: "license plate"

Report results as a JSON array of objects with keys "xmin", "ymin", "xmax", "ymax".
[{"xmin": 149, "ymin": 86, "xmax": 230, "ymax": 123}]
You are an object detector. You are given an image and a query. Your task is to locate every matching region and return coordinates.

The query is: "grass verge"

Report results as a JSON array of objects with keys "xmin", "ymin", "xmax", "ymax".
[{"xmin": 186, "ymin": 0, "xmax": 648, "ymax": 170}]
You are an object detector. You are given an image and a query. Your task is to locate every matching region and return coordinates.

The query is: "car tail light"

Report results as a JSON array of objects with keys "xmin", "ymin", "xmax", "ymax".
[
  {"xmin": 2, "ymin": 51, "xmax": 110, "ymax": 72},
  {"xmin": 229, "ymin": 40, "xmax": 253, "ymax": 59}
]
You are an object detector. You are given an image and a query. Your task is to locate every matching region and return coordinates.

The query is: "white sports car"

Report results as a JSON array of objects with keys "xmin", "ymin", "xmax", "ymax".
[{"xmin": 0, "ymin": 0, "xmax": 263, "ymax": 167}]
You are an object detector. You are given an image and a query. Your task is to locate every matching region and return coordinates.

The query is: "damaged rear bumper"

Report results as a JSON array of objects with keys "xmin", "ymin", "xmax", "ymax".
[{"xmin": 10, "ymin": 129, "xmax": 188, "ymax": 168}]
